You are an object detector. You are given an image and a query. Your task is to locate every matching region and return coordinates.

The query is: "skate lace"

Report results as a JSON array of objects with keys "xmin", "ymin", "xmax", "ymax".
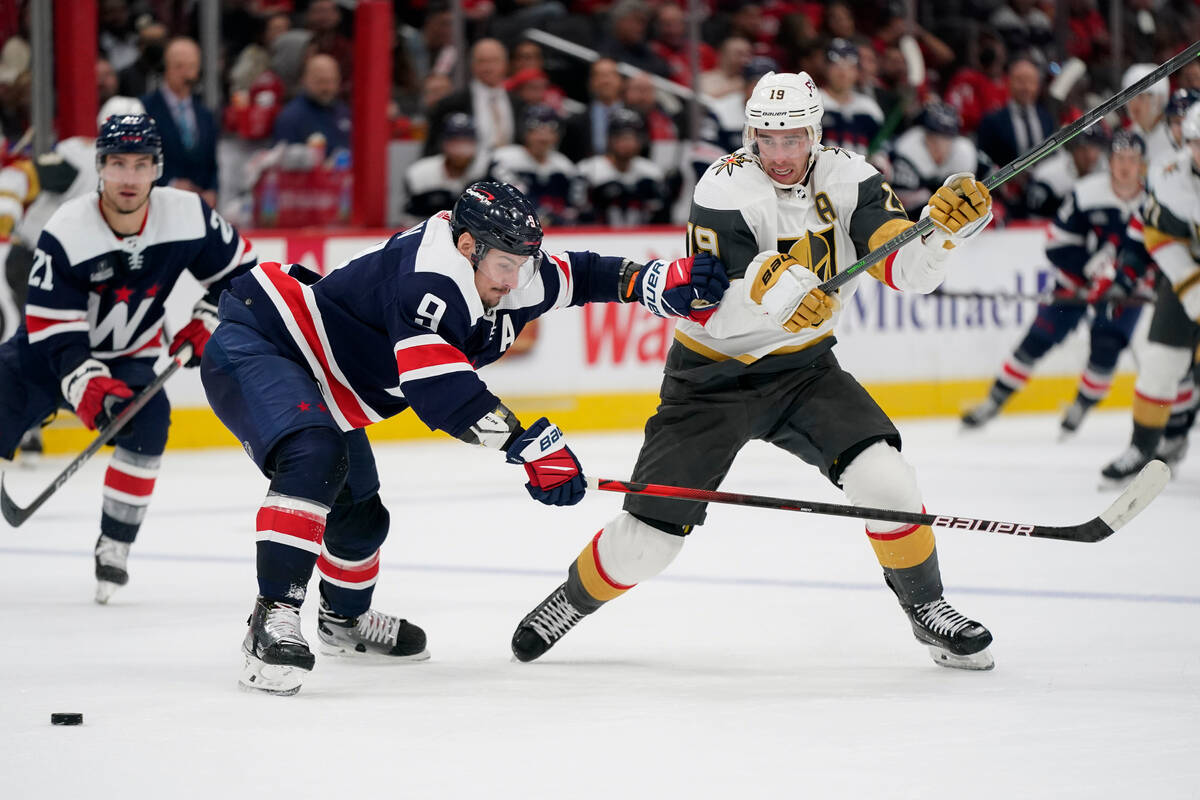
[
  {"xmin": 356, "ymin": 609, "xmax": 401, "ymax": 645},
  {"xmin": 1111, "ymin": 445, "xmax": 1147, "ymax": 471},
  {"xmin": 529, "ymin": 590, "xmax": 583, "ymax": 642},
  {"xmin": 264, "ymin": 603, "xmax": 305, "ymax": 644},
  {"xmin": 914, "ymin": 599, "xmax": 973, "ymax": 638},
  {"xmin": 95, "ymin": 536, "xmax": 130, "ymax": 568}
]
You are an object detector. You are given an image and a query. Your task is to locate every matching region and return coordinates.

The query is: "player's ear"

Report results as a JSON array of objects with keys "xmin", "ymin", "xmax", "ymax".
[{"xmin": 455, "ymin": 231, "xmax": 474, "ymax": 259}]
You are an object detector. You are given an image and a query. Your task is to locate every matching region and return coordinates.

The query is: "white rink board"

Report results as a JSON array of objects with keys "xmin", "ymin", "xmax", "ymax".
[{"xmin": 161, "ymin": 224, "xmax": 1120, "ymax": 407}]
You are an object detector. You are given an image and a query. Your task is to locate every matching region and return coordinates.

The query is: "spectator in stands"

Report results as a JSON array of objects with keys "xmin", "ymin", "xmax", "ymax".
[
  {"xmin": 489, "ymin": 104, "xmax": 582, "ymax": 227},
  {"xmin": 699, "ymin": 36, "xmax": 752, "ymax": 100},
  {"xmin": 117, "ymin": 21, "xmax": 167, "ymax": 98},
  {"xmin": 404, "ymin": 112, "xmax": 487, "ymax": 220},
  {"xmin": 623, "ymin": 70, "xmax": 682, "ymax": 204},
  {"xmin": 945, "ymin": 29, "xmax": 1008, "ymax": 134},
  {"xmin": 1120, "ymin": 0, "xmax": 1176, "ymax": 65},
  {"xmin": 1178, "ymin": 61, "xmax": 1200, "ymax": 92},
  {"xmin": 141, "ymin": 37, "xmax": 219, "ymax": 207},
  {"xmin": 508, "ymin": 41, "xmax": 567, "ymax": 111},
  {"xmin": 976, "ymin": 56, "xmax": 1053, "ymax": 217},
  {"xmin": 422, "ymin": 73, "xmax": 454, "ymax": 113},
  {"xmin": 858, "ymin": 42, "xmax": 905, "ymax": 129},
  {"xmin": 598, "ymin": 0, "xmax": 671, "ymax": 78},
  {"xmin": 649, "ymin": 3, "xmax": 716, "ymax": 88},
  {"xmin": 269, "ymin": 29, "xmax": 317, "ymax": 100},
  {"xmin": 424, "ymin": 38, "xmax": 518, "ymax": 158},
  {"xmin": 820, "ymin": 38, "xmax": 884, "ymax": 156},
  {"xmin": 97, "ymin": 57, "xmax": 119, "ymax": 107},
  {"xmin": 1066, "ymin": 0, "xmax": 1110, "ymax": 64},
  {"xmin": 989, "ymin": 0, "xmax": 1054, "ymax": 61},
  {"xmin": 98, "ymin": 0, "xmax": 139, "ymax": 73},
  {"xmin": 890, "ymin": 101, "xmax": 986, "ymax": 218},
  {"xmin": 272, "ymin": 54, "xmax": 351, "ymax": 156},
  {"xmin": 228, "ymin": 12, "xmax": 291, "ymax": 95},
  {"xmin": 577, "ymin": 108, "xmax": 669, "ymax": 226},
  {"xmin": 707, "ymin": 55, "xmax": 776, "ymax": 154},
  {"xmin": 822, "ymin": 1, "xmax": 858, "ymax": 41},
  {"xmin": 399, "ymin": 3, "xmax": 454, "ymax": 85},
  {"xmin": 560, "ymin": 57, "xmax": 624, "ymax": 163},
  {"xmin": 872, "ymin": 3, "xmax": 955, "ymax": 72},
  {"xmin": 305, "ymin": 0, "xmax": 353, "ymax": 95}
]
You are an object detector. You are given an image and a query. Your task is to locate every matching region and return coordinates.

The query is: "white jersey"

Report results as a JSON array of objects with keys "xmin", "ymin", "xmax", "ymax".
[
  {"xmin": 16, "ymin": 137, "xmax": 98, "ymax": 244},
  {"xmin": 889, "ymin": 126, "xmax": 979, "ymax": 214},
  {"xmin": 1132, "ymin": 118, "xmax": 1177, "ymax": 165},
  {"xmin": 1142, "ymin": 149, "xmax": 1200, "ymax": 288},
  {"xmin": 403, "ymin": 154, "xmax": 488, "ymax": 221},
  {"xmin": 676, "ymin": 146, "xmax": 917, "ymax": 374},
  {"xmin": 576, "ymin": 154, "xmax": 668, "ymax": 226},
  {"xmin": 487, "ymin": 145, "xmax": 582, "ymax": 225}
]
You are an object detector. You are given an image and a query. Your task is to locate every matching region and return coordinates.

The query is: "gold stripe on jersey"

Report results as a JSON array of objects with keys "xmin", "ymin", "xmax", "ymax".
[
  {"xmin": 574, "ymin": 533, "xmax": 634, "ymax": 603},
  {"xmin": 866, "ymin": 524, "xmax": 937, "ymax": 569},
  {"xmin": 867, "ymin": 217, "xmax": 915, "ymax": 251},
  {"xmin": 674, "ymin": 328, "xmax": 833, "ymax": 364},
  {"xmin": 1142, "ymin": 224, "xmax": 1190, "ymax": 254},
  {"xmin": 1174, "ymin": 268, "xmax": 1200, "ymax": 300},
  {"xmin": 1132, "ymin": 393, "xmax": 1173, "ymax": 427}
]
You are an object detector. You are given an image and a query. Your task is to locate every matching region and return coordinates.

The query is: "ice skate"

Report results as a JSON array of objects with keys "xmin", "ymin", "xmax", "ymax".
[
  {"xmin": 900, "ymin": 596, "xmax": 994, "ymax": 670},
  {"xmin": 1058, "ymin": 399, "xmax": 1090, "ymax": 440},
  {"xmin": 1155, "ymin": 435, "xmax": 1189, "ymax": 471},
  {"xmin": 93, "ymin": 534, "xmax": 130, "ymax": 604},
  {"xmin": 17, "ymin": 427, "xmax": 43, "ymax": 467},
  {"xmin": 511, "ymin": 582, "xmax": 588, "ymax": 662},
  {"xmin": 1100, "ymin": 444, "xmax": 1154, "ymax": 489},
  {"xmin": 240, "ymin": 597, "xmax": 315, "ymax": 696},
  {"xmin": 961, "ymin": 397, "xmax": 1000, "ymax": 430},
  {"xmin": 316, "ymin": 596, "xmax": 429, "ymax": 661}
]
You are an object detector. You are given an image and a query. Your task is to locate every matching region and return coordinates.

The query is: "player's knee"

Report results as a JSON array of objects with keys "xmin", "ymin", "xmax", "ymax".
[
  {"xmin": 268, "ymin": 427, "xmax": 349, "ymax": 505},
  {"xmin": 325, "ymin": 492, "xmax": 390, "ymax": 557},
  {"xmin": 839, "ymin": 440, "xmax": 923, "ymax": 515},
  {"xmin": 1136, "ymin": 342, "xmax": 1194, "ymax": 400},
  {"xmin": 595, "ymin": 512, "xmax": 685, "ymax": 585}
]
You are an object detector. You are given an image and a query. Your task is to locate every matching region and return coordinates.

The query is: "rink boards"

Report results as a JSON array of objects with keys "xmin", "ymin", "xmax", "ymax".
[{"xmin": 41, "ymin": 222, "xmax": 1140, "ymax": 453}]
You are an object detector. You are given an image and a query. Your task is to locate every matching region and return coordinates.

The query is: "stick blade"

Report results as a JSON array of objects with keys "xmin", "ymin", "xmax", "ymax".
[
  {"xmin": 0, "ymin": 473, "xmax": 28, "ymax": 528},
  {"xmin": 1097, "ymin": 459, "xmax": 1170, "ymax": 535}
]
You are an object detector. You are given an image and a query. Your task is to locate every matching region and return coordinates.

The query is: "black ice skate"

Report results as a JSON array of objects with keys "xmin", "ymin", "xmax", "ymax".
[
  {"xmin": 240, "ymin": 597, "xmax": 315, "ymax": 696},
  {"xmin": 1155, "ymin": 435, "xmax": 1189, "ymax": 470},
  {"xmin": 1100, "ymin": 444, "xmax": 1154, "ymax": 489},
  {"xmin": 17, "ymin": 427, "xmax": 43, "ymax": 467},
  {"xmin": 93, "ymin": 534, "xmax": 130, "ymax": 605},
  {"xmin": 511, "ymin": 582, "xmax": 588, "ymax": 662},
  {"xmin": 1058, "ymin": 398, "xmax": 1091, "ymax": 440},
  {"xmin": 900, "ymin": 597, "xmax": 994, "ymax": 670},
  {"xmin": 316, "ymin": 596, "xmax": 429, "ymax": 660},
  {"xmin": 961, "ymin": 397, "xmax": 1001, "ymax": 430}
]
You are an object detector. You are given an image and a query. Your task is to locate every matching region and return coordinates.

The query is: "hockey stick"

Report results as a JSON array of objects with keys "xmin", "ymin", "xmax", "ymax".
[
  {"xmin": 586, "ymin": 459, "xmax": 1169, "ymax": 543},
  {"xmin": 0, "ymin": 349, "xmax": 189, "ymax": 528},
  {"xmin": 817, "ymin": 39, "xmax": 1200, "ymax": 295},
  {"xmin": 931, "ymin": 288, "xmax": 1151, "ymax": 306}
]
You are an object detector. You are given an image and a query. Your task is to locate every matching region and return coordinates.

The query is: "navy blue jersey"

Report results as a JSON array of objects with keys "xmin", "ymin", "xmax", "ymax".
[
  {"xmin": 488, "ymin": 145, "xmax": 583, "ymax": 227},
  {"xmin": 25, "ymin": 187, "xmax": 256, "ymax": 379},
  {"xmin": 1045, "ymin": 172, "xmax": 1144, "ymax": 289},
  {"xmin": 820, "ymin": 92, "xmax": 884, "ymax": 156},
  {"xmin": 227, "ymin": 211, "xmax": 626, "ymax": 438}
]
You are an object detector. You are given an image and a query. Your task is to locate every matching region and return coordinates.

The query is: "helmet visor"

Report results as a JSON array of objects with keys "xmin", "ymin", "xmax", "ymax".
[
  {"xmin": 99, "ymin": 156, "xmax": 157, "ymax": 185},
  {"xmin": 476, "ymin": 248, "xmax": 542, "ymax": 291}
]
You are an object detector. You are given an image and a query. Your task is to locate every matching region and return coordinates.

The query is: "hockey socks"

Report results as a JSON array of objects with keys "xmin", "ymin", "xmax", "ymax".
[{"xmin": 254, "ymin": 492, "xmax": 328, "ymax": 605}]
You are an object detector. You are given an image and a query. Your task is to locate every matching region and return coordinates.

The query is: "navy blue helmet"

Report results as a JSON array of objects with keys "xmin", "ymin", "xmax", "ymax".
[
  {"xmin": 921, "ymin": 101, "xmax": 961, "ymax": 136},
  {"xmin": 95, "ymin": 113, "xmax": 163, "ymax": 179},
  {"xmin": 441, "ymin": 112, "xmax": 477, "ymax": 142},
  {"xmin": 451, "ymin": 180, "xmax": 543, "ymax": 262},
  {"xmin": 1110, "ymin": 128, "xmax": 1146, "ymax": 157},
  {"xmin": 607, "ymin": 108, "xmax": 645, "ymax": 138},
  {"xmin": 521, "ymin": 104, "xmax": 560, "ymax": 135},
  {"xmin": 1167, "ymin": 88, "xmax": 1200, "ymax": 120}
]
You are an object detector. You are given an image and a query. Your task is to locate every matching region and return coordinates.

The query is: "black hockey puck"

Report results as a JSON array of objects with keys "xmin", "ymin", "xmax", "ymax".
[{"xmin": 50, "ymin": 713, "xmax": 83, "ymax": 726}]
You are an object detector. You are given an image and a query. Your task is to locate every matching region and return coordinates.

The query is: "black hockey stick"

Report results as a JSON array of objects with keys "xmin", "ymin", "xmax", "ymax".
[
  {"xmin": 0, "ymin": 349, "xmax": 188, "ymax": 528},
  {"xmin": 586, "ymin": 459, "xmax": 1169, "ymax": 543},
  {"xmin": 817, "ymin": 39, "xmax": 1200, "ymax": 295}
]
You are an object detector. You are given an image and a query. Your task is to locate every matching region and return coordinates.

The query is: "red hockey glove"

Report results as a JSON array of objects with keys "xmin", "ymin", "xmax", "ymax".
[
  {"xmin": 63, "ymin": 360, "xmax": 134, "ymax": 431},
  {"xmin": 633, "ymin": 252, "xmax": 730, "ymax": 324},
  {"xmin": 169, "ymin": 299, "xmax": 219, "ymax": 367},
  {"xmin": 504, "ymin": 417, "xmax": 586, "ymax": 506}
]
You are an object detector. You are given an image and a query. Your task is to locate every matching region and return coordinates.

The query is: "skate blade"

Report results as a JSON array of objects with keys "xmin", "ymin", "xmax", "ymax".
[
  {"xmin": 1057, "ymin": 427, "xmax": 1078, "ymax": 443},
  {"xmin": 317, "ymin": 641, "xmax": 431, "ymax": 662},
  {"xmin": 926, "ymin": 645, "xmax": 995, "ymax": 671},
  {"xmin": 94, "ymin": 581, "xmax": 120, "ymax": 604},
  {"xmin": 239, "ymin": 654, "xmax": 310, "ymax": 696}
]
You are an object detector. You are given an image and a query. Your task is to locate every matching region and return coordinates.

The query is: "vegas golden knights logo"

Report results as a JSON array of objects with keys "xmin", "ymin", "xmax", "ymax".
[{"xmin": 780, "ymin": 225, "xmax": 838, "ymax": 282}]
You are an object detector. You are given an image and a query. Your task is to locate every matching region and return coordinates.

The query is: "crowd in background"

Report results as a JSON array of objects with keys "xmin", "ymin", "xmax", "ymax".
[{"xmin": 3, "ymin": 0, "xmax": 1200, "ymax": 229}]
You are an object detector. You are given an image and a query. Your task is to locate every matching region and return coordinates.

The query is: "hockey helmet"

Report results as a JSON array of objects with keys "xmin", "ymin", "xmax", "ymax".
[
  {"xmin": 1181, "ymin": 102, "xmax": 1200, "ymax": 142},
  {"xmin": 1121, "ymin": 63, "xmax": 1170, "ymax": 109},
  {"xmin": 441, "ymin": 112, "xmax": 477, "ymax": 142},
  {"xmin": 451, "ymin": 180, "xmax": 543, "ymax": 268},
  {"xmin": 96, "ymin": 95, "xmax": 146, "ymax": 131},
  {"xmin": 743, "ymin": 71, "xmax": 824, "ymax": 187},
  {"xmin": 607, "ymin": 107, "xmax": 645, "ymax": 139},
  {"xmin": 95, "ymin": 113, "xmax": 163, "ymax": 180},
  {"xmin": 522, "ymin": 104, "xmax": 560, "ymax": 135},
  {"xmin": 921, "ymin": 101, "xmax": 961, "ymax": 137},
  {"xmin": 1109, "ymin": 128, "xmax": 1146, "ymax": 157},
  {"xmin": 1167, "ymin": 88, "xmax": 1200, "ymax": 120}
]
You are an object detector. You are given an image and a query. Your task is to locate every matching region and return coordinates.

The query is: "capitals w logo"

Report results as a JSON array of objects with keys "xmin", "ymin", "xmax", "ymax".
[{"xmin": 87, "ymin": 293, "xmax": 156, "ymax": 352}]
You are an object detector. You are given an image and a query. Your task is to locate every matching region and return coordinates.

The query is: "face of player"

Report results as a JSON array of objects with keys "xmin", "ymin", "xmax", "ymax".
[
  {"xmin": 754, "ymin": 127, "xmax": 812, "ymax": 186},
  {"xmin": 1070, "ymin": 142, "xmax": 1102, "ymax": 176},
  {"xmin": 99, "ymin": 153, "xmax": 155, "ymax": 215},
  {"xmin": 473, "ymin": 246, "xmax": 536, "ymax": 308},
  {"xmin": 925, "ymin": 132, "xmax": 952, "ymax": 166},
  {"xmin": 1128, "ymin": 93, "xmax": 1160, "ymax": 129},
  {"xmin": 1109, "ymin": 148, "xmax": 1144, "ymax": 187},
  {"xmin": 525, "ymin": 125, "xmax": 558, "ymax": 159}
]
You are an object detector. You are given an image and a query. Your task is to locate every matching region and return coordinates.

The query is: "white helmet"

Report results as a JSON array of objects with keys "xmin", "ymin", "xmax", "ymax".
[
  {"xmin": 1121, "ymin": 64, "xmax": 1169, "ymax": 110},
  {"xmin": 743, "ymin": 71, "xmax": 823, "ymax": 186},
  {"xmin": 96, "ymin": 95, "xmax": 146, "ymax": 131},
  {"xmin": 1181, "ymin": 102, "xmax": 1200, "ymax": 142}
]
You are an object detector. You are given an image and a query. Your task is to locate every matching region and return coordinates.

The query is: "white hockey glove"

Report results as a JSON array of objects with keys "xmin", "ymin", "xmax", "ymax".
[
  {"xmin": 923, "ymin": 172, "xmax": 992, "ymax": 252},
  {"xmin": 747, "ymin": 251, "xmax": 837, "ymax": 333}
]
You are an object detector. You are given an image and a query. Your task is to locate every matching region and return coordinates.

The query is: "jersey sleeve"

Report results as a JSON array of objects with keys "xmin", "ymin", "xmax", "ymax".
[
  {"xmin": 1141, "ymin": 183, "xmax": 1199, "ymax": 288},
  {"xmin": 541, "ymin": 250, "xmax": 627, "ymax": 309},
  {"xmin": 848, "ymin": 172, "xmax": 913, "ymax": 261},
  {"xmin": 187, "ymin": 199, "xmax": 257, "ymax": 304},
  {"xmin": 1043, "ymin": 191, "xmax": 1090, "ymax": 275},
  {"xmin": 25, "ymin": 230, "xmax": 93, "ymax": 378},
  {"xmin": 386, "ymin": 273, "xmax": 501, "ymax": 437},
  {"xmin": 687, "ymin": 200, "xmax": 760, "ymax": 280}
]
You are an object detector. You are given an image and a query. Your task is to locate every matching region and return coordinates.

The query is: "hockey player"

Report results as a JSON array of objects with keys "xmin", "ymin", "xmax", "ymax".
[
  {"xmin": 1099, "ymin": 103, "xmax": 1200, "ymax": 485},
  {"xmin": 1023, "ymin": 122, "xmax": 1108, "ymax": 219},
  {"xmin": 1122, "ymin": 63, "xmax": 1173, "ymax": 162},
  {"xmin": 510, "ymin": 71, "xmax": 998, "ymax": 671},
  {"xmin": 199, "ymin": 179, "xmax": 729, "ymax": 695},
  {"xmin": 0, "ymin": 114, "xmax": 257, "ymax": 601},
  {"xmin": 403, "ymin": 112, "xmax": 488, "ymax": 222},
  {"xmin": 577, "ymin": 109, "xmax": 670, "ymax": 226},
  {"xmin": 962, "ymin": 130, "xmax": 1147, "ymax": 436},
  {"xmin": 488, "ymin": 104, "xmax": 582, "ymax": 227},
  {"xmin": 890, "ymin": 101, "xmax": 987, "ymax": 219},
  {"xmin": 819, "ymin": 38, "xmax": 884, "ymax": 157}
]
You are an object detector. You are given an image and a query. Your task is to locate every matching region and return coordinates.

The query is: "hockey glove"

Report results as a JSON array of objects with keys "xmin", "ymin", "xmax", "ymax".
[
  {"xmin": 169, "ymin": 298, "xmax": 219, "ymax": 367},
  {"xmin": 924, "ymin": 172, "xmax": 992, "ymax": 251},
  {"xmin": 504, "ymin": 417, "xmax": 586, "ymax": 506},
  {"xmin": 748, "ymin": 251, "xmax": 837, "ymax": 333},
  {"xmin": 63, "ymin": 359, "xmax": 134, "ymax": 431},
  {"xmin": 629, "ymin": 253, "xmax": 730, "ymax": 324}
]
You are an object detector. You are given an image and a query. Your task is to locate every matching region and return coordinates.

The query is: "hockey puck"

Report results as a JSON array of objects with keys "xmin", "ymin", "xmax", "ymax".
[{"xmin": 50, "ymin": 713, "xmax": 83, "ymax": 726}]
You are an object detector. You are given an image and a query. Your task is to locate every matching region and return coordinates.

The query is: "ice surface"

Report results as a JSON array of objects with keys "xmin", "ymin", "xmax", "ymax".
[{"xmin": 2, "ymin": 411, "xmax": 1197, "ymax": 798}]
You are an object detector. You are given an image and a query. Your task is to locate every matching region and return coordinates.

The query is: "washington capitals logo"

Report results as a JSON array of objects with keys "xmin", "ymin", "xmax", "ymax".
[{"xmin": 712, "ymin": 153, "xmax": 751, "ymax": 176}]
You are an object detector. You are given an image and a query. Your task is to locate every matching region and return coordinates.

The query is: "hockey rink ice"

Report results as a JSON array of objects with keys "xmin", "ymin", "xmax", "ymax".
[{"xmin": 2, "ymin": 411, "xmax": 1197, "ymax": 798}]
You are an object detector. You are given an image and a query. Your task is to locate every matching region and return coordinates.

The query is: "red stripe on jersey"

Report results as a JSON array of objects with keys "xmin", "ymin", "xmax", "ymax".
[
  {"xmin": 25, "ymin": 315, "xmax": 82, "ymax": 335},
  {"xmin": 1080, "ymin": 373, "xmax": 1109, "ymax": 391},
  {"xmin": 259, "ymin": 262, "xmax": 374, "ymax": 428},
  {"xmin": 866, "ymin": 521, "xmax": 922, "ymax": 541},
  {"xmin": 104, "ymin": 468, "xmax": 156, "ymax": 497},
  {"xmin": 256, "ymin": 505, "xmax": 326, "ymax": 544},
  {"xmin": 1134, "ymin": 388, "xmax": 1174, "ymax": 405},
  {"xmin": 316, "ymin": 551, "xmax": 380, "ymax": 585},
  {"xmin": 1002, "ymin": 362, "xmax": 1030, "ymax": 381},
  {"xmin": 1129, "ymin": 217, "xmax": 1144, "ymax": 232},
  {"xmin": 129, "ymin": 329, "xmax": 163, "ymax": 355},
  {"xmin": 881, "ymin": 252, "xmax": 900, "ymax": 291},
  {"xmin": 590, "ymin": 531, "xmax": 635, "ymax": 590},
  {"xmin": 396, "ymin": 342, "xmax": 470, "ymax": 373}
]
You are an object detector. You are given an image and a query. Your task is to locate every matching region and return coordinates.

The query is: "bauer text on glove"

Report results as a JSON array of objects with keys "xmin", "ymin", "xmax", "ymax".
[{"xmin": 504, "ymin": 417, "xmax": 586, "ymax": 506}]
